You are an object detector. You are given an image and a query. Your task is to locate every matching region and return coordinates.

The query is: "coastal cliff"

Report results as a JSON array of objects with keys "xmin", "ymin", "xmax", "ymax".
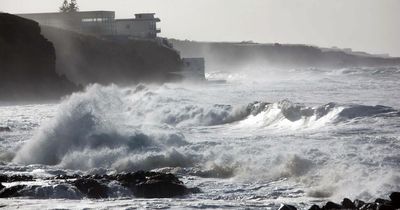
[
  {"xmin": 41, "ymin": 27, "xmax": 182, "ymax": 86},
  {"xmin": 0, "ymin": 13, "xmax": 183, "ymax": 102},
  {"xmin": 170, "ymin": 39, "xmax": 400, "ymax": 71},
  {"xmin": 0, "ymin": 13, "xmax": 78, "ymax": 102}
]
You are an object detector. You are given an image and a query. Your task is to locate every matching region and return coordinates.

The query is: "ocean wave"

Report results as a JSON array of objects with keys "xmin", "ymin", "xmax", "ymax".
[
  {"xmin": 236, "ymin": 100, "xmax": 399, "ymax": 129},
  {"xmin": 11, "ymin": 84, "xmax": 399, "ymax": 180}
]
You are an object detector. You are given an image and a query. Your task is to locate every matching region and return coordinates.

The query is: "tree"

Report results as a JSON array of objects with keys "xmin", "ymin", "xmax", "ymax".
[
  {"xmin": 68, "ymin": 0, "xmax": 79, "ymax": 12},
  {"xmin": 59, "ymin": 0, "xmax": 79, "ymax": 13},
  {"xmin": 59, "ymin": 0, "xmax": 69, "ymax": 13}
]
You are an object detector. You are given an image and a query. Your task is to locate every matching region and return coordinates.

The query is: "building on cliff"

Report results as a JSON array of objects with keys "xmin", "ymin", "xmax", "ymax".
[
  {"xmin": 115, "ymin": 13, "xmax": 160, "ymax": 39},
  {"xmin": 17, "ymin": 11, "xmax": 161, "ymax": 39}
]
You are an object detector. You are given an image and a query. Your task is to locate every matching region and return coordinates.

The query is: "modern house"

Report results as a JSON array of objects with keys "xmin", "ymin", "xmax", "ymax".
[
  {"xmin": 17, "ymin": 11, "xmax": 161, "ymax": 39},
  {"xmin": 115, "ymin": 13, "xmax": 160, "ymax": 39}
]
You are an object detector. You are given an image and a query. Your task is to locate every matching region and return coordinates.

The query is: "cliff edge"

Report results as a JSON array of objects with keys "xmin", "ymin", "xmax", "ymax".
[{"xmin": 0, "ymin": 13, "xmax": 78, "ymax": 102}]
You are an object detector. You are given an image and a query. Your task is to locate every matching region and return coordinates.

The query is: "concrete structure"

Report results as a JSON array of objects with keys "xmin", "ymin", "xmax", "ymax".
[
  {"xmin": 181, "ymin": 58, "xmax": 205, "ymax": 81},
  {"xmin": 17, "ymin": 11, "xmax": 161, "ymax": 39},
  {"xmin": 115, "ymin": 13, "xmax": 160, "ymax": 39},
  {"xmin": 18, "ymin": 11, "xmax": 116, "ymax": 36}
]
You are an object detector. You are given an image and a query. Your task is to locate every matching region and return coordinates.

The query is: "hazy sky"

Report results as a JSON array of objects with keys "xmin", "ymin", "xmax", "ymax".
[{"xmin": 1, "ymin": 0, "xmax": 399, "ymax": 56}]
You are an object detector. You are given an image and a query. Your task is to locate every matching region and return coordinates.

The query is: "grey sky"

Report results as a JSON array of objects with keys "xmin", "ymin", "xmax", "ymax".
[{"xmin": 1, "ymin": 0, "xmax": 399, "ymax": 56}]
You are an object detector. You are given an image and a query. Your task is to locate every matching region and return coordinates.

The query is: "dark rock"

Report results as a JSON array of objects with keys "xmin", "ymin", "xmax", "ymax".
[
  {"xmin": 134, "ymin": 179, "xmax": 188, "ymax": 198},
  {"xmin": 73, "ymin": 178, "xmax": 108, "ymax": 199},
  {"xmin": 341, "ymin": 198, "xmax": 356, "ymax": 209},
  {"xmin": 0, "ymin": 185, "xmax": 26, "ymax": 198},
  {"xmin": 0, "ymin": 175, "xmax": 6, "ymax": 183},
  {"xmin": 110, "ymin": 171, "xmax": 190, "ymax": 198},
  {"xmin": 0, "ymin": 183, "xmax": 4, "ymax": 190},
  {"xmin": 376, "ymin": 204, "xmax": 396, "ymax": 210},
  {"xmin": 0, "ymin": 127, "xmax": 11, "ymax": 132},
  {"xmin": 278, "ymin": 204, "xmax": 297, "ymax": 210},
  {"xmin": 375, "ymin": 198, "xmax": 391, "ymax": 205},
  {"xmin": 308, "ymin": 204, "xmax": 321, "ymax": 210},
  {"xmin": 0, "ymin": 174, "xmax": 34, "ymax": 182},
  {"xmin": 354, "ymin": 199, "xmax": 365, "ymax": 209},
  {"xmin": 389, "ymin": 192, "xmax": 400, "ymax": 206},
  {"xmin": 0, "ymin": 13, "xmax": 78, "ymax": 101},
  {"xmin": 53, "ymin": 174, "xmax": 81, "ymax": 180},
  {"xmin": 322, "ymin": 201, "xmax": 342, "ymax": 210},
  {"xmin": 360, "ymin": 203, "xmax": 377, "ymax": 210}
]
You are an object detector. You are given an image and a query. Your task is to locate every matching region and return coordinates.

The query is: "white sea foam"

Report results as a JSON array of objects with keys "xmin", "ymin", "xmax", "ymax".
[{"xmin": 2, "ymin": 66, "xmax": 400, "ymax": 207}]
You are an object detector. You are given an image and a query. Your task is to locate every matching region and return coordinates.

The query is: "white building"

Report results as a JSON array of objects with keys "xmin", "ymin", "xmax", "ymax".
[
  {"xmin": 115, "ymin": 13, "xmax": 160, "ymax": 39},
  {"xmin": 17, "ymin": 11, "xmax": 161, "ymax": 39}
]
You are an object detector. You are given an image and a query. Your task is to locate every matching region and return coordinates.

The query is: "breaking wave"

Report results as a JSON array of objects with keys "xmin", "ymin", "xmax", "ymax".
[{"xmin": 12, "ymin": 84, "xmax": 399, "ymax": 176}]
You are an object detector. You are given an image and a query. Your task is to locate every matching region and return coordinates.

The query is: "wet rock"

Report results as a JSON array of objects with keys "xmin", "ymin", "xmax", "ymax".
[
  {"xmin": 341, "ymin": 198, "xmax": 356, "ymax": 209},
  {"xmin": 73, "ymin": 178, "xmax": 108, "ymax": 199},
  {"xmin": 376, "ymin": 204, "xmax": 396, "ymax": 210},
  {"xmin": 354, "ymin": 199, "xmax": 365, "ymax": 209},
  {"xmin": 134, "ymin": 179, "xmax": 188, "ymax": 198},
  {"xmin": 0, "ymin": 185, "xmax": 26, "ymax": 198},
  {"xmin": 0, "ymin": 127, "xmax": 11, "ymax": 132},
  {"xmin": 322, "ymin": 201, "xmax": 342, "ymax": 210},
  {"xmin": 376, "ymin": 198, "xmax": 389, "ymax": 203},
  {"xmin": 308, "ymin": 204, "xmax": 321, "ymax": 210},
  {"xmin": 278, "ymin": 204, "xmax": 297, "ymax": 210},
  {"xmin": 0, "ymin": 174, "xmax": 34, "ymax": 182},
  {"xmin": 360, "ymin": 203, "xmax": 377, "ymax": 210},
  {"xmin": 112, "ymin": 171, "xmax": 191, "ymax": 198},
  {"xmin": 389, "ymin": 192, "xmax": 400, "ymax": 207},
  {"xmin": 53, "ymin": 174, "xmax": 81, "ymax": 180}
]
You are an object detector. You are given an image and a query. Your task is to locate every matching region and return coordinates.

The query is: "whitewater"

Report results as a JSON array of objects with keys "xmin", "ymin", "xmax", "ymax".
[{"xmin": 0, "ymin": 66, "xmax": 399, "ymax": 209}]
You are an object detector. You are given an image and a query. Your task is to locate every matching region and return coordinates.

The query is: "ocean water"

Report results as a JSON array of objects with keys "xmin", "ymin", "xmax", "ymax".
[{"xmin": 0, "ymin": 66, "xmax": 400, "ymax": 209}]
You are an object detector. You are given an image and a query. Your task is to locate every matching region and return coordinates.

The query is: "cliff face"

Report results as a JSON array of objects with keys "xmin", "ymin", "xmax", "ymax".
[
  {"xmin": 170, "ymin": 40, "xmax": 400, "ymax": 71},
  {"xmin": 41, "ymin": 27, "xmax": 182, "ymax": 86},
  {"xmin": 0, "ymin": 13, "xmax": 78, "ymax": 102}
]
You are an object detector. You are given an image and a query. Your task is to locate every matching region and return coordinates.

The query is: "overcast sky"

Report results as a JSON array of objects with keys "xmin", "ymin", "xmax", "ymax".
[{"xmin": 1, "ymin": 0, "xmax": 399, "ymax": 56}]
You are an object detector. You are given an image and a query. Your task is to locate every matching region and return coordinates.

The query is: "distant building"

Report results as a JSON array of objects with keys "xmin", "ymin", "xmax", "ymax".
[{"xmin": 17, "ymin": 11, "xmax": 161, "ymax": 39}]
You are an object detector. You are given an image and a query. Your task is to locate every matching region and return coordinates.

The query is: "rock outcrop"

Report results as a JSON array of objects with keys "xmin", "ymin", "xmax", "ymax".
[
  {"xmin": 0, "ymin": 13, "xmax": 78, "ymax": 102},
  {"xmin": 0, "ymin": 171, "xmax": 199, "ymax": 199},
  {"xmin": 279, "ymin": 192, "xmax": 400, "ymax": 210}
]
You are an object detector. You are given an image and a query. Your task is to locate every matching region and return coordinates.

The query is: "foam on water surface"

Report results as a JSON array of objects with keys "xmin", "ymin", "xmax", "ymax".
[{"xmin": 1, "ymin": 66, "xmax": 400, "ymax": 208}]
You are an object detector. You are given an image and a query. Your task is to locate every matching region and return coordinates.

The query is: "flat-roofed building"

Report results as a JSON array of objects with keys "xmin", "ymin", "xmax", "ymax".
[
  {"xmin": 17, "ymin": 11, "xmax": 161, "ymax": 39},
  {"xmin": 115, "ymin": 13, "xmax": 161, "ymax": 39},
  {"xmin": 18, "ymin": 11, "xmax": 116, "ymax": 36}
]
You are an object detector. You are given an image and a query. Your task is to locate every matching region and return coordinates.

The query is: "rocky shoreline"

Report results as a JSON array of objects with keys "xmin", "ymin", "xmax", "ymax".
[
  {"xmin": 1, "ymin": 172, "xmax": 398, "ymax": 210},
  {"xmin": 0, "ymin": 171, "xmax": 200, "ymax": 199},
  {"xmin": 279, "ymin": 192, "xmax": 400, "ymax": 210}
]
